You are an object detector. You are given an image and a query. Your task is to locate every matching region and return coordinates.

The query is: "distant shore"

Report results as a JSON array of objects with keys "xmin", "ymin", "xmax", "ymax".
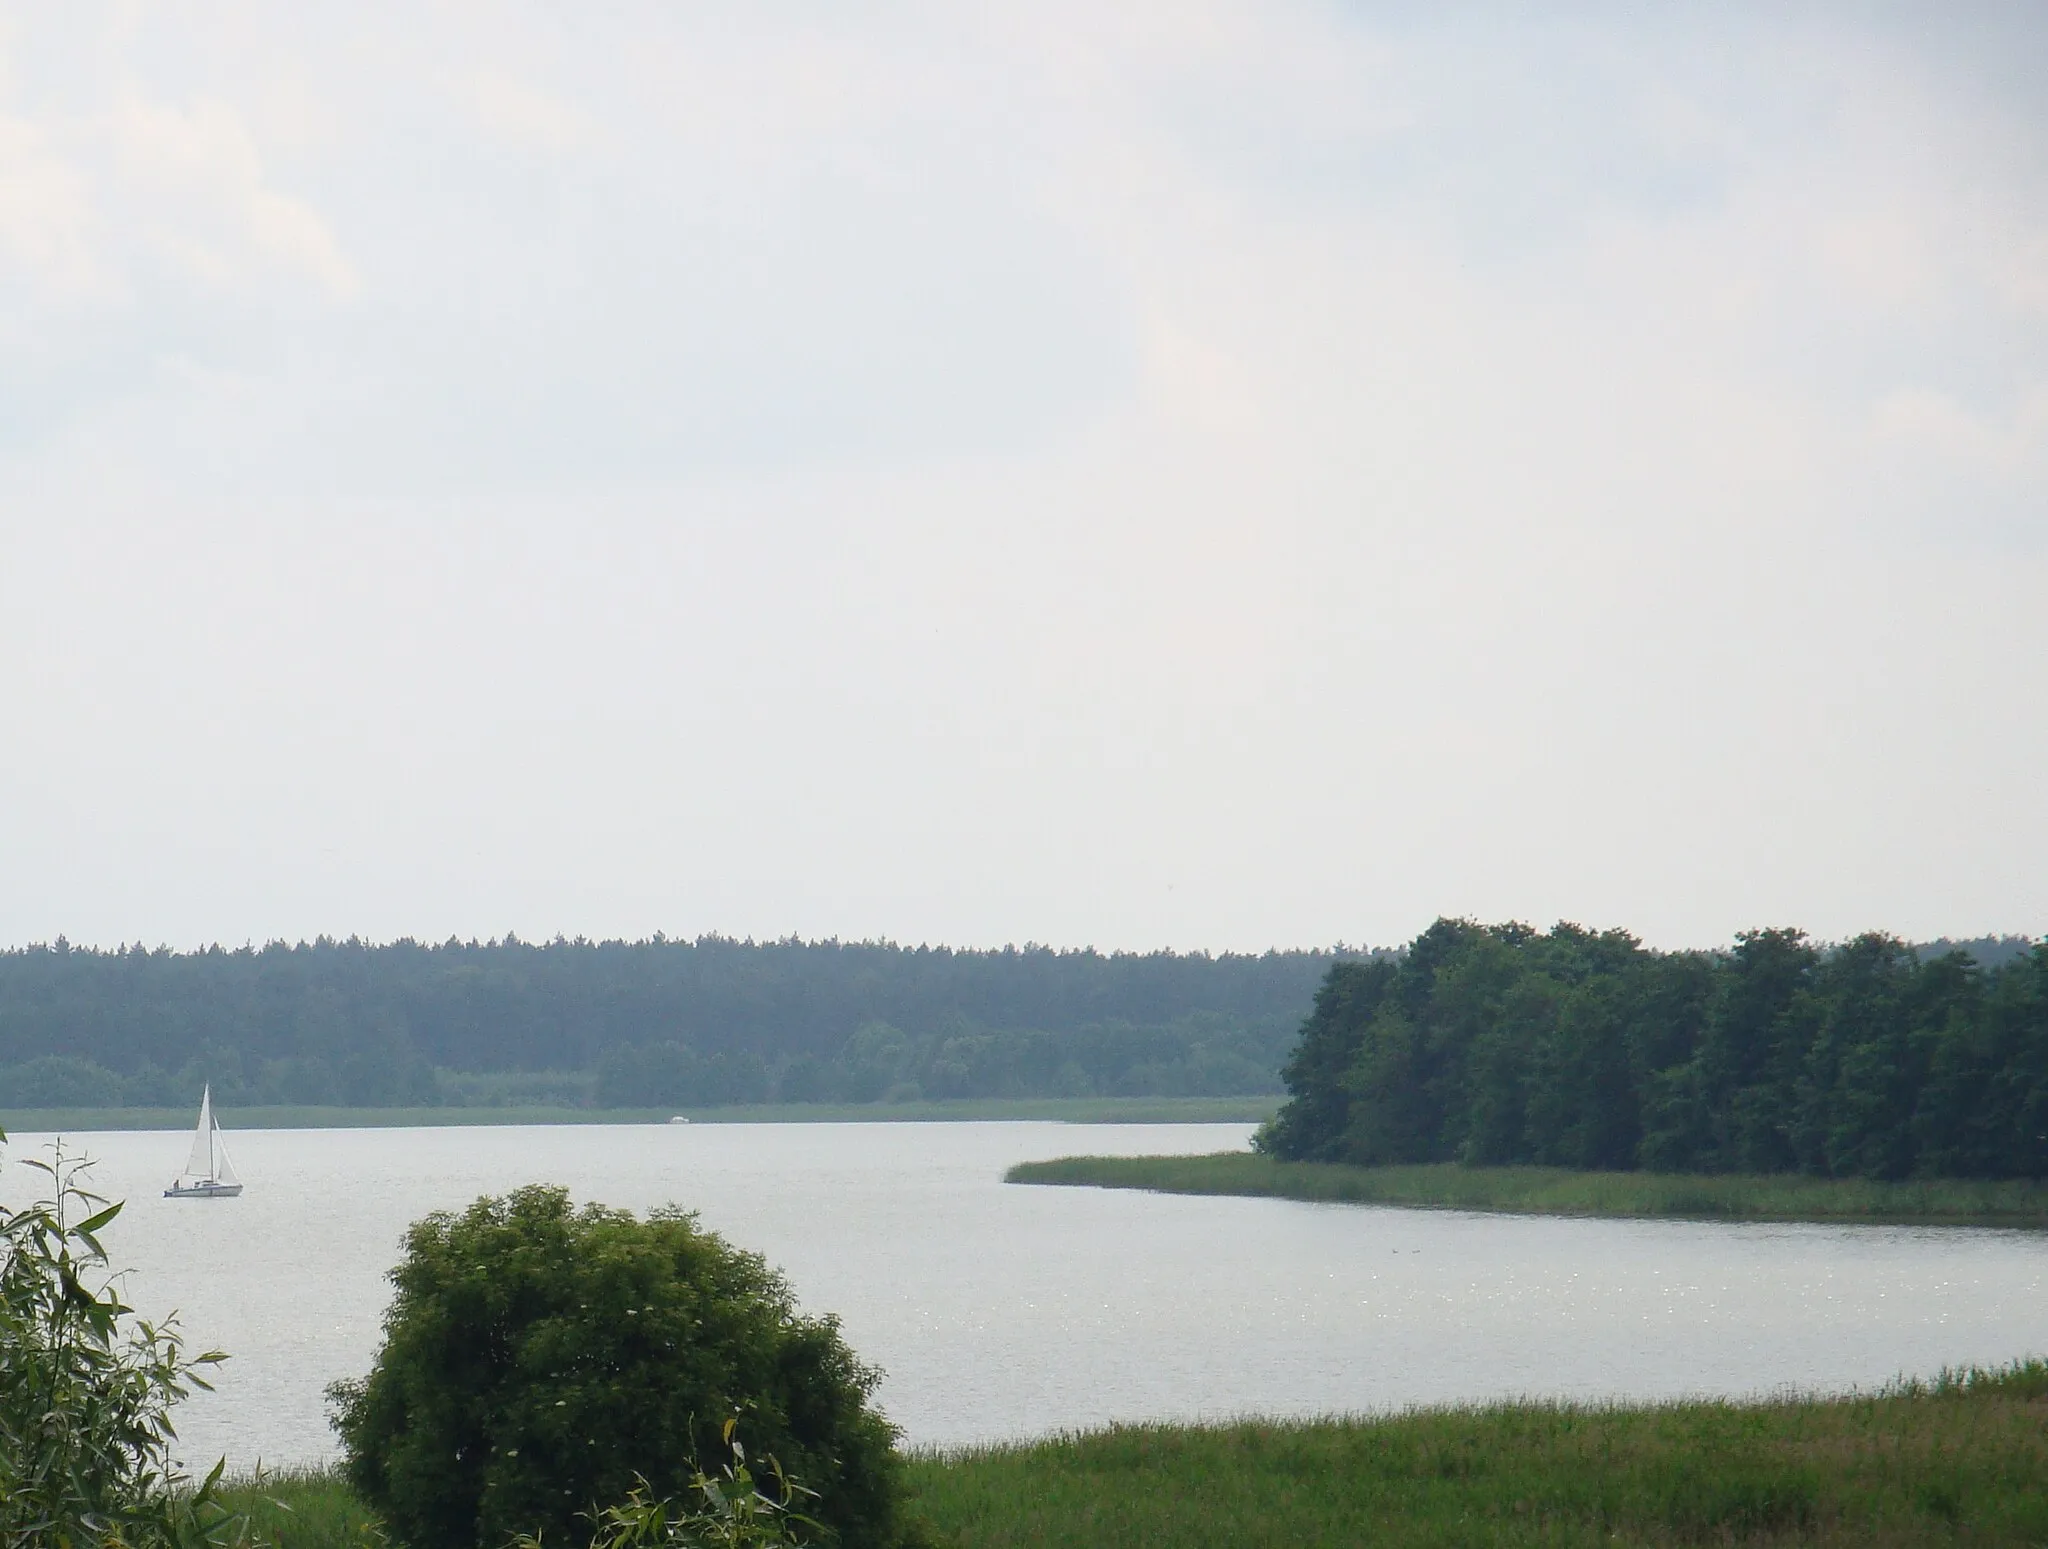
[
  {"xmin": 1005, "ymin": 1151, "xmax": 2048, "ymax": 1228},
  {"xmin": 0, "ymin": 1095, "xmax": 1280, "ymax": 1134}
]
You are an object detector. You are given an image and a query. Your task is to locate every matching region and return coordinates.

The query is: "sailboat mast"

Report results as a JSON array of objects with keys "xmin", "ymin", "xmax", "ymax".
[{"xmin": 167, "ymin": 1084, "xmax": 241, "ymax": 1197}]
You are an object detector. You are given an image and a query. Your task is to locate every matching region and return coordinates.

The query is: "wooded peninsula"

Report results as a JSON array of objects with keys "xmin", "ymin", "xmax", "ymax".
[{"xmin": 1261, "ymin": 920, "xmax": 2046, "ymax": 1182}]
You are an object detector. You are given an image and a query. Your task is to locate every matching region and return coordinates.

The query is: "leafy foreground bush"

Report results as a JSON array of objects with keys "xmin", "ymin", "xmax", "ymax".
[
  {"xmin": 0, "ymin": 1132, "xmax": 258, "ymax": 1548},
  {"xmin": 329, "ymin": 1185, "xmax": 918, "ymax": 1549},
  {"xmin": 506, "ymin": 1423, "xmax": 814, "ymax": 1549}
]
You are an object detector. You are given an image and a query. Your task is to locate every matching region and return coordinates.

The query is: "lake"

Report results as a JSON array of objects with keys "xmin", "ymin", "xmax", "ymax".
[{"xmin": 6, "ymin": 1121, "xmax": 2046, "ymax": 1472}]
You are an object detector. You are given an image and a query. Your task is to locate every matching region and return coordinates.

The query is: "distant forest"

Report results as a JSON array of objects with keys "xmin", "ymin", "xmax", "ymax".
[
  {"xmin": 1261, "ymin": 921, "xmax": 2048, "ymax": 1181},
  {"xmin": 0, "ymin": 936, "xmax": 1366, "ymax": 1109}
]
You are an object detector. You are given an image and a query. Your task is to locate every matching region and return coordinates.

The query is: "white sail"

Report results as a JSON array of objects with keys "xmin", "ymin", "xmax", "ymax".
[
  {"xmin": 166, "ymin": 1084, "xmax": 243, "ymax": 1196},
  {"xmin": 211, "ymin": 1124, "xmax": 240, "ymax": 1187},
  {"xmin": 183, "ymin": 1085, "xmax": 217, "ymax": 1179}
]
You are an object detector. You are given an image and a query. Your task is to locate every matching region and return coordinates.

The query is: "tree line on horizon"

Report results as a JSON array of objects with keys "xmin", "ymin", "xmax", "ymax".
[
  {"xmin": 1260, "ymin": 920, "xmax": 2048, "ymax": 1181},
  {"xmin": 0, "ymin": 934, "xmax": 1360, "ymax": 1109}
]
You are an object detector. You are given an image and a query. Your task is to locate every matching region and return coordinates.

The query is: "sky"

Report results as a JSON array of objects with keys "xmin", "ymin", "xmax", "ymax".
[{"xmin": 3, "ymin": 2, "xmax": 2045, "ymax": 954}]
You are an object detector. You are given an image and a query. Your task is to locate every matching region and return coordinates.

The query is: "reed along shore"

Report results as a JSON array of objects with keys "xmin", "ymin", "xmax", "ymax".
[{"xmin": 1004, "ymin": 1152, "xmax": 2048, "ymax": 1227}]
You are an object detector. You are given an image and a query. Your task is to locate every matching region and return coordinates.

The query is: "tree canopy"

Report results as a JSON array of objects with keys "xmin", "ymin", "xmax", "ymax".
[
  {"xmin": 1259, "ymin": 920, "xmax": 2048, "ymax": 1181},
  {"xmin": 0, "ymin": 935, "xmax": 1352, "ymax": 1109}
]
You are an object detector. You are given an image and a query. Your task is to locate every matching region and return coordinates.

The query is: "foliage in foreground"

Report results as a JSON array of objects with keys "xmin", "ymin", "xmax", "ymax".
[
  {"xmin": 1261, "ymin": 919, "xmax": 2048, "ymax": 1181},
  {"xmin": 508, "ymin": 1424, "xmax": 815, "ymax": 1549},
  {"xmin": 219, "ymin": 1435, "xmax": 822, "ymax": 1549},
  {"xmin": 1006, "ymin": 1152, "xmax": 2048, "ymax": 1225},
  {"xmin": 0, "ymin": 1131, "xmax": 258, "ymax": 1548},
  {"xmin": 329, "ymin": 1185, "xmax": 916, "ymax": 1549}
]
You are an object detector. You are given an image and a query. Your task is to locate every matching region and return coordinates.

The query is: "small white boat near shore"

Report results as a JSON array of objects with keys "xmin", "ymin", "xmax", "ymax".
[{"xmin": 164, "ymin": 1085, "xmax": 243, "ymax": 1198}]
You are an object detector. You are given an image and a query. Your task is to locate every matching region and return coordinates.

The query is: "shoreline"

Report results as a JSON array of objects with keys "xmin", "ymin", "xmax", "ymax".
[
  {"xmin": 0, "ymin": 1094, "xmax": 1281, "ymax": 1134},
  {"xmin": 1004, "ymin": 1151, "xmax": 2048, "ymax": 1228}
]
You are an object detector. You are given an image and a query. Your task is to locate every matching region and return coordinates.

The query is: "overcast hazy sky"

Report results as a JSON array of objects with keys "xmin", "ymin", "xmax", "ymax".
[{"xmin": 3, "ymin": 3, "xmax": 2044, "ymax": 953}]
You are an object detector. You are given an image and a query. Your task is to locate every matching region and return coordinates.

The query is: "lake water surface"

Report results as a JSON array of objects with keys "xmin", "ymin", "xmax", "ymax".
[{"xmin": 6, "ymin": 1121, "xmax": 2046, "ymax": 1471}]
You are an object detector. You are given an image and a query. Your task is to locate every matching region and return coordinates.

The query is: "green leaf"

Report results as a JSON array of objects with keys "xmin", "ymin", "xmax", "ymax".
[{"xmin": 73, "ymin": 1203, "xmax": 123, "ymax": 1236}]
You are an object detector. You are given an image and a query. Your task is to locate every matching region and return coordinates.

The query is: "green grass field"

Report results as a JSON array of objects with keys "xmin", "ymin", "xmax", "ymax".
[
  {"xmin": 224, "ymin": 1362, "xmax": 2048, "ymax": 1547},
  {"xmin": 1004, "ymin": 1151, "xmax": 2048, "ymax": 1227},
  {"xmin": 0, "ymin": 1095, "xmax": 1280, "ymax": 1134}
]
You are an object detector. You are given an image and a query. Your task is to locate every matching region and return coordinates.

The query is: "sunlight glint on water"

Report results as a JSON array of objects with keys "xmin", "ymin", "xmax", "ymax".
[{"xmin": 5, "ymin": 1122, "xmax": 2045, "ymax": 1471}]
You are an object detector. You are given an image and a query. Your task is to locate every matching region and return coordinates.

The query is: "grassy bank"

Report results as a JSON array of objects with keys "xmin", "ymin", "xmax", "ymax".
[
  {"xmin": 1004, "ymin": 1151, "xmax": 2048, "ymax": 1227},
  {"xmin": 215, "ymin": 1467, "xmax": 375, "ymax": 1547},
  {"xmin": 228, "ymin": 1363, "xmax": 2048, "ymax": 1546},
  {"xmin": 0, "ymin": 1095, "xmax": 1280, "ymax": 1134}
]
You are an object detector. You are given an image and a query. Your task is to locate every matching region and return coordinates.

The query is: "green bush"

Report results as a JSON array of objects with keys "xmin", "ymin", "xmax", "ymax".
[
  {"xmin": 510, "ymin": 1422, "xmax": 816, "ymax": 1549},
  {"xmin": 0, "ymin": 1131, "xmax": 258, "ymax": 1547},
  {"xmin": 329, "ymin": 1186, "xmax": 915, "ymax": 1549}
]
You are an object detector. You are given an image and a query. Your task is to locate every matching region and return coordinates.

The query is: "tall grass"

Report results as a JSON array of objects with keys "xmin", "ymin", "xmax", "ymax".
[
  {"xmin": 906, "ymin": 1361, "xmax": 2048, "ymax": 1548},
  {"xmin": 245, "ymin": 1364, "xmax": 2048, "ymax": 1547},
  {"xmin": 214, "ymin": 1466, "xmax": 383, "ymax": 1547},
  {"xmin": 1006, "ymin": 1152, "xmax": 2048, "ymax": 1226}
]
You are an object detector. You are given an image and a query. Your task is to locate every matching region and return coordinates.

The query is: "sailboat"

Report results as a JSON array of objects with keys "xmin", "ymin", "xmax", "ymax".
[{"xmin": 164, "ymin": 1085, "xmax": 243, "ymax": 1198}]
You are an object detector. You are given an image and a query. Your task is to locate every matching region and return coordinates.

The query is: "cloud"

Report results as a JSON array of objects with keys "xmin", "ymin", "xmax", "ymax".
[
  {"xmin": 1877, "ymin": 385, "xmax": 2048, "ymax": 481},
  {"xmin": 1, "ymin": 0, "xmax": 2044, "ymax": 950},
  {"xmin": 111, "ymin": 93, "xmax": 356, "ymax": 296},
  {"xmin": 458, "ymin": 70, "xmax": 590, "ymax": 154},
  {"xmin": 0, "ymin": 112, "xmax": 101, "ymax": 291}
]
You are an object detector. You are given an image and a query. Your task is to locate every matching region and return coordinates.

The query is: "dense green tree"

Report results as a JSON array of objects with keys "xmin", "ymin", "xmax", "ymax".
[
  {"xmin": 836, "ymin": 1021, "xmax": 918, "ymax": 1103},
  {"xmin": 1522, "ymin": 976, "xmax": 1639, "ymax": 1170},
  {"xmin": 1262, "ymin": 920, "xmax": 2048, "ymax": 1183},
  {"xmin": 1698, "ymin": 927, "xmax": 1819, "ymax": 1172},
  {"xmin": 1258, "ymin": 959, "xmax": 1397, "ymax": 1162},
  {"xmin": 1916, "ymin": 944, "xmax": 2048, "ymax": 1179},
  {"xmin": 329, "ymin": 1186, "xmax": 915, "ymax": 1549},
  {"xmin": 596, "ymin": 1043, "xmax": 706, "ymax": 1108},
  {"xmin": 1790, "ymin": 936, "xmax": 1925, "ymax": 1179}
]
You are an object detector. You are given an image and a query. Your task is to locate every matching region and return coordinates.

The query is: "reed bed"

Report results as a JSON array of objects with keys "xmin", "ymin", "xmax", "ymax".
[
  {"xmin": 214, "ymin": 1465, "xmax": 384, "ymax": 1547},
  {"xmin": 232, "ymin": 1363, "xmax": 2048, "ymax": 1546},
  {"xmin": 905, "ymin": 1362, "xmax": 2048, "ymax": 1547},
  {"xmin": 1005, "ymin": 1152, "xmax": 2048, "ymax": 1226}
]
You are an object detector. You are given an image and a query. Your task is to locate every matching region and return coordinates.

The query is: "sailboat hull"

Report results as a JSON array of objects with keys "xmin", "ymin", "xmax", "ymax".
[{"xmin": 164, "ymin": 1181, "xmax": 243, "ymax": 1198}]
